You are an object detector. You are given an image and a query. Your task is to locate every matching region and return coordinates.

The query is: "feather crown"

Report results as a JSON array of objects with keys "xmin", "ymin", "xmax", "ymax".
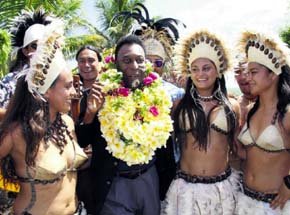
[
  {"xmin": 239, "ymin": 30, "xmax": 290, "ymax": 75},
  {"xmin": 25, "ymin": 19, "xmax": 66, "ymax": 96},
  {"xmin": 9, "ymin": 8, "xmax": 53, "ymax": 48},
  {"xmin": 111, "ymin": 3, "xmax": 185, "ymax": 60},
  {"xmin": 175, "ymin": 30, "xmax": 230, "ymax": 77}
]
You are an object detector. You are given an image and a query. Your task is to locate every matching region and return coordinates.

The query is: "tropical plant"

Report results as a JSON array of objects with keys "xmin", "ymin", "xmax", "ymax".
[
  {"xmin": 0, "ymin": 29, "xmax": 11, "ymax": 77},
  {"xmin": 280, "ymin": 27, "xmax": 290, "ymax": 46},
  {"xmin": 95, "ymin": 0, "xmax": 145, "ymax": 46},
  {"xmin": 0, "ymin": 0, "xmax": 109, "ymax": 77}
]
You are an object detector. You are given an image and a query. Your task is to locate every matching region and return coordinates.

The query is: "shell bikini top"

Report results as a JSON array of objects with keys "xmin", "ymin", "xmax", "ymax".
[
  {"xmin": 17, "ymin": 139, "xmax": 88, "ymax": 184},
  {"xmin": 238, "ymin": 108, "xmax": 290, "ymax": 152},
  {"xmin": 180, "ymin": 105, "xmax": 229, "ymax": 135}
]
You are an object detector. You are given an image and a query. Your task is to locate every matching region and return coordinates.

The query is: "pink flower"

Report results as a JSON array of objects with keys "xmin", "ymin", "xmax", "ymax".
[
  {"xmin": 104, "ymin": 56, "xmax": 115, "ymax": 64},
  {"xmin": 117, "ymin": 87, "xmax": 130, "ymax": 96},
  {"xmin": 143, "ymin": 77, "xmax": 153, "ymax": 86},
  {"xmin": 149, "ymin": 72, "xmax": 158, "ymax": 80},
  {"xmin": 149, "ymin": 106, "xmax": 159, "ymax": 116}
]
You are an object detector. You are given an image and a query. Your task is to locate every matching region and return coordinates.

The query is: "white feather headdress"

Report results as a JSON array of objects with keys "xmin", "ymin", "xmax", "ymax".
[
  {"xmin": 174, "ymin": 30, "xmax": 230, "ymax": 77},
  {"xmin": 25, "ymin": 19, "xmax": 66, "ymax": 96},
  {"xmin": 239, "ymin": 30, "xmax": 290, "ymax": 75}
]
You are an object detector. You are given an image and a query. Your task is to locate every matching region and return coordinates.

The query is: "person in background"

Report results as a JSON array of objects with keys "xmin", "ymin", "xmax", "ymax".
[
  {"xmin": 236, "ymin": 31, "xmax": 290, "ymax": 214},
  {"xmin": 74, "ymin": 45, "xmax": 102, "ymax": 214},
  {"xmin": 234, "ymin": 59, "xmax": 256, "ymax": 127},
  {"xmin": 0, "ymin": 9, "xmax": 53, "ymax": 112}
]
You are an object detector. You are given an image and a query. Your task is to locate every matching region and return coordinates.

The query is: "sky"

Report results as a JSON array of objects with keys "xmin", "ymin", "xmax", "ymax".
[{"xmin": 81, "ymin": 0, "xmax": 290, "ymax": 92}]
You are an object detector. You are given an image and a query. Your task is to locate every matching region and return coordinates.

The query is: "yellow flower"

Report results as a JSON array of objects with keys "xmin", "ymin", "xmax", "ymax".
[{"xmin": 98, "ymin": 69, "xmax": 173, "ymax": 165}]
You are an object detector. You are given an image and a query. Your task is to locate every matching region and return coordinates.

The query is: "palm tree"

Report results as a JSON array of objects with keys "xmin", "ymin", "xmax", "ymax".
[
  {"xmin": 0, "ymin": 0, "xmax": 107, "ymax": 77},
  {"xmin": 95, "ymin": 0, "xmax": 145, "ymax": 46}
]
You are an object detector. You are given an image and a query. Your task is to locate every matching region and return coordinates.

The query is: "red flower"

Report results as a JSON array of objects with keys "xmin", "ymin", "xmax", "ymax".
[
  {"xmin": 149, "ymin": 72, "xmax": 158, "ymax": 80},
  {"xmin": 149, "ymin": 106, "xmax": 159, "ymax": 116},
  {"xmin": 143, "ymin": 76, "xmax": 153, "ymax": 86},
  {"xmin": 117, "ymin": 87, "xmax": 130, "ymax": 96}
]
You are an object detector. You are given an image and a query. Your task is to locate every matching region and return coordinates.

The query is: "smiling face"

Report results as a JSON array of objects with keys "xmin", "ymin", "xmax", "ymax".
[
  {"xmin": 77, "ymin": 48, "xmax": 100, "ymax": 87},
  {"xmin": 46, "ymin": 68, "xmax": 76, "ymax": 115},
  {"xmin": 190, "ymin": 58, "xmax": 218, "ymax": 95},
  {"xmin": 246, "ymin": 62, "xmax": 276, "ymax": 96},
  {"xmin": 116, "ymin": 43, "xmax": 146, "ymax": 89}
]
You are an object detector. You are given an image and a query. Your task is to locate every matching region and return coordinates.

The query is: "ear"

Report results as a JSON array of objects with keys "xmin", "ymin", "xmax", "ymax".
[{"xmin": 270, "ymin": 72, "xmax": 278, "ymax": 82}]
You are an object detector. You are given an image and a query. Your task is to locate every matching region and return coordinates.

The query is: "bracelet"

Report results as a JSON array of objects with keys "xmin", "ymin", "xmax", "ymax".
[{"xmin": 284, "ymin": 175, "xmax": 290, "ymax": 189}]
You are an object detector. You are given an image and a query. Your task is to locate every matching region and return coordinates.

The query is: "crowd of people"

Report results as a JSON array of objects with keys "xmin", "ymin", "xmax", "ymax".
[{"xmin": 0, "ymin": 5, "xmax": 289, "ymax": 215}]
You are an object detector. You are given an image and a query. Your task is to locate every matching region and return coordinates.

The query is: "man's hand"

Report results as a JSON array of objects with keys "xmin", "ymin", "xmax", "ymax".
[
  {"xmin": 83, "ymin": 80, "xmax": 104, "ymax": 124},
  {"xmin": 270, "ymin": 182, "xmax": 290, "ymax": 210}
]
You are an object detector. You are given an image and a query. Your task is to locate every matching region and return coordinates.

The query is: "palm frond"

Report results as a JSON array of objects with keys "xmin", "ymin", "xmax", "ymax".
[
  {"xmin": 0, "ymin": 29, "xmax": 11, "ymax": 77},
  {"xmin": 64, "ymin": 34, "xmax": 108, "ymax": 59}
]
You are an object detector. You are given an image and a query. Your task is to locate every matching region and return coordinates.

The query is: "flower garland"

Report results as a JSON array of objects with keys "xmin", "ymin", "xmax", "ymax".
[{"xmin": 98, "ymin": 57, "xmax": 173, "ymax": 166}]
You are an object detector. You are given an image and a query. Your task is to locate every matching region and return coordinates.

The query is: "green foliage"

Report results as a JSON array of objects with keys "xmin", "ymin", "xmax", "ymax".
[
  {"xmin": 0, "ymin": 0, "xmax": 64, "ymax": 28},
  {"xmin": 0, "ymin": 29, "xmax": 11, "ymax": 78},
  {"xmin": 0, "ymin": 0, "xmax": 110, "ymax": 76},
  {"xmin": 280, "ymin": 27, "xmax": 290, "ymax": 46},
  {"xmin": 63, "ymin": 34, "xmax": 108, "ymax": 58},
  {"xmin": 0, "ymin": 0, "xmax": 146, "ymax": 77},
  {"xmin": 95, "ymin": 0, "xmax": 145, "ymax": 45}
]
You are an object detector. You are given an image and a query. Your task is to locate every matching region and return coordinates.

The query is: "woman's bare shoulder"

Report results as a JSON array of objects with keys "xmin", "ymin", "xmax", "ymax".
[
  {"xmin": 0, "ymin": 122, "xmax": 22, "ymax": 158},
  {"xmin": 229, "ymin": 97, "xmax": 240, "ymax": 115}
]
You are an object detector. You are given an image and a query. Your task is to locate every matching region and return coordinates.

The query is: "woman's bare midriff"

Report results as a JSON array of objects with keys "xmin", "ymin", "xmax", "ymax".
[
  {"xmin": 244, "ymin": 146, "xmax": 290, "ymax": 193},
  {"xmin": 13, "ymin": 172, "xmax": 77, "ymax": 215},
  {"xmin": 180, "ymin": 132, "xmax": 230, "ymax": 176}
]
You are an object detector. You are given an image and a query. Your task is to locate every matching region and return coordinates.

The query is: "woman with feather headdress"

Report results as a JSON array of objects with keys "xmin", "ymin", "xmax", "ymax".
[
  {"xmin": 162, "ymin": 30, "xmax": 240, "ymax": 215},
  {"xmin": 0, "ymin": 8, "xmax": 53, "ymax": 111},
  {"xmin": 235, "ymin": 31, "xmax": 290, "ymax": 215},
  {"xmin": 0, "ymin": 16, "xmax": 88, "ymax": 215},
  {"xmin": 0, "ymin": 8, "xmax": 54, "ymax": 214}
]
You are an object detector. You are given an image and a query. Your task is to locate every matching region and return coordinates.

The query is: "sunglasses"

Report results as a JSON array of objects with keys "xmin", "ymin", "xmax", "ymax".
[{"xmin": 148, "ymin": 59, "xmax": 164, "ymax": 68}]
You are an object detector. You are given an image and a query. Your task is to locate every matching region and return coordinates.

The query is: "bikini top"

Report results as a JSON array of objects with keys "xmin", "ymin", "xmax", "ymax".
[
  {"xmin": 180, "ymin": 105, "xmax": 229, "ymax": 135},
  {"xmin": 17, "ymin": 135, "xmax": 87, "ymax": 184},
  {"xmin": 238, "ymin": 107, "xmax": 290, "ymax": 152}
]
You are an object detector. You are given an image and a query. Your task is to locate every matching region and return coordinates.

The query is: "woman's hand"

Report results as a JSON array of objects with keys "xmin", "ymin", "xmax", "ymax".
[{"xmin": 270, "ymin": 182, "xmax": 290, "ymax": 209}]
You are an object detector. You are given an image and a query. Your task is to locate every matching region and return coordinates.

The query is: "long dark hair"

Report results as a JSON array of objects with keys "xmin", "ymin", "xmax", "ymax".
[
  {"xmin": 9, "ymin": 49, "xmax": 29, "ymax": 73},
  {"xmin": 174, "ymin": 75, "xmax": 237, "ymax": 152},
  {"xmin": 246, "ymin": 65, "xmax": 290, "ymax": 128},
  {"xmin": 0, "ymin": 76, "xmax": 48, "ymax": 179}
]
